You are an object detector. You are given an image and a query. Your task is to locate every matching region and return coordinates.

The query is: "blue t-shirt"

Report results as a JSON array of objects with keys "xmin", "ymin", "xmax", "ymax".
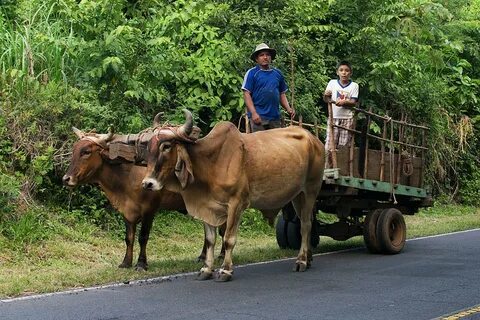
[{"xmin": 242, "ymin": 66, "xmax": 288, "ymax": 121}]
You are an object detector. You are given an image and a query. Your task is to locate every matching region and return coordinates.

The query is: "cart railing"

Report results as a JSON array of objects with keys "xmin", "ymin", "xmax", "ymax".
[{"xmin": 283, "ymin": 106, "xmax": 429, "ymax": 190}]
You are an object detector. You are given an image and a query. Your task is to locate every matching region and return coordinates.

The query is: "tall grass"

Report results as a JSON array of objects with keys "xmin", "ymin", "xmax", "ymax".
[{"xmin": 0, "ymin": 1, "xmax": 80, "ymax": 88}]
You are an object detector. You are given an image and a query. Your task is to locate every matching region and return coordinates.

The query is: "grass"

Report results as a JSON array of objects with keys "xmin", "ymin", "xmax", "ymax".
[{"xmin": 0, "ymin": 204, "xmax": 479, "ymax": 299}]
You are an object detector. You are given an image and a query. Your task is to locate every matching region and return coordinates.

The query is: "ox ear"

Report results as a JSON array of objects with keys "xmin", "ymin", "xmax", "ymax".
[
  {"xmin": 174, "ymin": 144, "xmax": 194, "ymax": 189},
  {"xmin": 190, "ymin": 126, "xmax": 202, "ymax": 140}
]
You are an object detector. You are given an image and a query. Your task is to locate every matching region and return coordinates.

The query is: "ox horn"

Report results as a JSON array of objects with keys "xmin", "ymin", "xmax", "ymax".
[
  {"xmin": 153, "ymin": 112, "xmax": 164, "ymax": 127},
  {"xmin": 72, "ymin": 127, "xmax": 85, "ymax": 139},
  {"xmin": 91, "ymin": 126, "xmax": 115, "ymax": 144},
  {"xmin": 99, "ymin": 126, "xmax": 115, "ymax": 143},
  {"xmin": 178, "ymin": 109, "xmax": 194, "ymax": 139}
]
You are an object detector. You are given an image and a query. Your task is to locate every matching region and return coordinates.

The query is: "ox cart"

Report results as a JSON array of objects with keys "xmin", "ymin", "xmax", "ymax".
[
  {"xmin": 275, "ymin": 107, "xmax": 433, "ymax": 254},
  {"xmin": 106, "ymin": 107, "xmax": 432, "ymax": 257}
]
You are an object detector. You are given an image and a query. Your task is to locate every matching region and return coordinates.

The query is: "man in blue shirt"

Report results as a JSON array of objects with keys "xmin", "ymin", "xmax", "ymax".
[{"xmin": 242, "ymin": 43, "xmax": 295, "ymax": 132}]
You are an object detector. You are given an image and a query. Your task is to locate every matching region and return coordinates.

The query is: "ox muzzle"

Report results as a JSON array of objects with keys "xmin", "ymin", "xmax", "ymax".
[
  {"xmin": 141, "ymin": 177, "xmax": 162, "ymax": 191},
  {"xmin": 62, "ymin": 174, "xmax": 77, "ymax": 187}
]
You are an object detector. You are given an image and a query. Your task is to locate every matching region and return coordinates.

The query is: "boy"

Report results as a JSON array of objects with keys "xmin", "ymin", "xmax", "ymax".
[{"xmin": 323, "ymin": 61, "xmax": 359, "ymax": 150}]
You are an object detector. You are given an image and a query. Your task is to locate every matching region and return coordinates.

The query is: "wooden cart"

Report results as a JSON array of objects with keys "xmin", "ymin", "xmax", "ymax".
[{"xmin": 276, "ymin": 107, "xmax": 433, "ymax": 254}]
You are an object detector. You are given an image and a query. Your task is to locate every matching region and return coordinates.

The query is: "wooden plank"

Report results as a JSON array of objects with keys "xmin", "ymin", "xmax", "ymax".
[
  {"xmin": 327, "ymin": 102, "xmax": 337, "ymax": 168},
  {"xmin": 323, "ymin": 175, "xmax": 428, "ymax": 198},
  {"xmin": 380, "ymin": 116, "xmax": 387, "ymax": 181}
]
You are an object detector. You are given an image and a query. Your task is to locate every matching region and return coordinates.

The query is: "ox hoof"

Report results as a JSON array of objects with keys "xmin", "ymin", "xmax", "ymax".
[
  {"xmin": 307, "ymin": 259, "xmax": 312, "ymax": 269},
  {"xmin": 215, "ymin": 269, "xmax": 233, "ymax": 282},
  {"xmin": 293, "ymin": 261, "xmax": 308, "ymax": 272},
  {"xmin": 118, "ymin": 262, "xmax": 132, "ymax": 269},
  {"xmin": 197, "ymin": 271, "xmax": 213, "ymax": 281},
  {"xmin": 134, "ymin": 265, "xmax": 148, "ymax": 272},
  {"xmin": 134, "ymin": 261, "xmax": 148, "ymax": 272}
]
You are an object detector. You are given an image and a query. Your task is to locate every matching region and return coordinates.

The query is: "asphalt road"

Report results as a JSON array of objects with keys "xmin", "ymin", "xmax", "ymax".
[{"xmin": 1, "ymin": 229, "xmax": 479, "ymax": 320}]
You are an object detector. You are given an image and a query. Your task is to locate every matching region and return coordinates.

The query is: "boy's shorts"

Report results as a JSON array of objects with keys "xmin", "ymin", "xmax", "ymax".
[{"xmin": 325, "ymin": 118, "xmax": 354, "ymax": 150}]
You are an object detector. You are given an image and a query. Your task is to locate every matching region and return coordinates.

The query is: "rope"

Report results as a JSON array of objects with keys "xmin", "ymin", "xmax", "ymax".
[
  {"xmin": 401, "ymin": 150, "xmax": 414, "ymax": 176},
  {"xmin": 237, "ymin": 114, "xmax": 243, "ymax": 130},
  {"xmin": 134, "ymin": 123, "xmax": 170, "ymax": 160}
]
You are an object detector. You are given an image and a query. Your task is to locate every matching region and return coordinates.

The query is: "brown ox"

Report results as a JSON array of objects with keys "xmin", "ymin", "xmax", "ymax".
[
  {"xmin": 142, "ymin": 110, "xmax": 325, "ymax": 281},
  {"xmin": 62, "ymin": 127, "xmax": 224, "ymax": 271}
]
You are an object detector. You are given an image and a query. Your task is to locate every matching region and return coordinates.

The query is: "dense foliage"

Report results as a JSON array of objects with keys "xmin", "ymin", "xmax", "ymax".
[{"xmin": 0, "ymin": 0, "xmax": 479, "ymax": 230}]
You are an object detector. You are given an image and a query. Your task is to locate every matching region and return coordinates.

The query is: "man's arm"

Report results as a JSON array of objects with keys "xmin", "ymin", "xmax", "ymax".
[
  {"xmin": 280, "ymin": 92, "xmax": 295, "ymax": 118},
  {"xmin": 243, "ymin": 90, "xmax": 261, "ymax": 125}
]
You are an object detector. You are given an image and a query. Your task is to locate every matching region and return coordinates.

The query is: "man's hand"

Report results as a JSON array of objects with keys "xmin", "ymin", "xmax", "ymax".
[
  {"xmin": 251, "ymin": 111, "xmax": 262, "ymax": 125},
  {"xmin": 287, "ymin": 107, "xmax": 296, "ymax": 119}
]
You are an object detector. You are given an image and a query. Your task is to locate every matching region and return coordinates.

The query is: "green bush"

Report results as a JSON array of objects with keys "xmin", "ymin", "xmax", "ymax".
[
  {"xmin": 0, "ymin": 207, "xmax": 55, "ymax": 251},
  {"xmin": 458, "ymin": 158, "xmax": 480, "ymax": 206},
  {"xmin": 0, "ymin": 0, "xmax": 478, "ymax": 225}
]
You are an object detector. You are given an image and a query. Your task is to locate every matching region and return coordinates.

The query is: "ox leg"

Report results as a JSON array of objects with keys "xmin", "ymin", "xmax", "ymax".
[
  {"xmin": 197, "ymin": 223, "xmax": 216, "ymax": 280},
  {"xmin": 217, "ymin": 203, "xmax": 245, "ymax": 282},
  {"xmin": 119, "ymin": 219, "xmax": 136, "ymax": 268},
  {"xmin": 197, "ymin": 240, "xmax": 208, "ymax": 263},
  {"xmin": 218, "ymin": 222, "xmax": 226, "ymax": 260},
  {"xmin": 197, "ymin": 222, "xmax": 226, "ymax": 263},
  {"xmin": 136, "ymin": 214, "xmax": 154, "ymax": 271},
  {"xmin": 292, "ymin": 193, "xmax": 315, "ymax": 272}
]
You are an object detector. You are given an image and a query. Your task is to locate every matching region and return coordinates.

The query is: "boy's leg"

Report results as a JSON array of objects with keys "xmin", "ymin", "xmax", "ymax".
[
  {"xmin": 325, "ymin": 119, "xmax": 331, "ymax": 151},
  {"xmin": 337, "ymin": 118, "xmax": 354, "ymax": 147}
]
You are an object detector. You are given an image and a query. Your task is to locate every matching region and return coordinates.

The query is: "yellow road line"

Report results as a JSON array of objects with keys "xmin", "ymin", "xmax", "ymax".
[{"xmin": 440, "ymin": 305, "xmax": 480, "ymax": 320}]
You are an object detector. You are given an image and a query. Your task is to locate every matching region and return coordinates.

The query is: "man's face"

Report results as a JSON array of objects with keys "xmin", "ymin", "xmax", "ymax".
[
  {"xmin": 336, "ymin": 65, "xmax": 352, "ymax": 82},
  {"xmin": 255, "ymin": 51, "xmax": 272, "ymax": 67}
]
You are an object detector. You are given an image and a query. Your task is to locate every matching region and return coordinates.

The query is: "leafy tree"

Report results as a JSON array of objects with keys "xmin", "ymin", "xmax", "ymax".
[{"xmin": 0, "ymin": 0, "xmax": 478, "ymax": 212}]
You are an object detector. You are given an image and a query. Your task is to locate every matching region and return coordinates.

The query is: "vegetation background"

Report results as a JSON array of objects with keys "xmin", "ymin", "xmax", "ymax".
[{"xmin": 0, "ymin": 0, "xmax": 479, "ymax": 297}]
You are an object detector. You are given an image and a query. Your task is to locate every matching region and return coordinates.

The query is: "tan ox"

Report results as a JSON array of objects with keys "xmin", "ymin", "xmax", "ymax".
[
  {"xmin": 142, "ymin": 110, "xmax": 325, "ymax": 281},
  {"xmin": 62, "ymin": 128, "xmax": 224, "ymax": 271}
]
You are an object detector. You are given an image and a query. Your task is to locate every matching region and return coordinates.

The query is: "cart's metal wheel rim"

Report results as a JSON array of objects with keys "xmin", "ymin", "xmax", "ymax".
[{"xmin": 389, "ymin": 219, "xmax": 404, "ymax": 247}]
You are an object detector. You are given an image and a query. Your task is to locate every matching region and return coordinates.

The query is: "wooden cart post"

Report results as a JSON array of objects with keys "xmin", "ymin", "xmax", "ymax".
[
  {"xmin": 327, "ymin": 102, "xmax": 337, "ymax": 168},
  {"xmin": 380, "ymin": 114, "xmax": 388, "ymax": 181}
]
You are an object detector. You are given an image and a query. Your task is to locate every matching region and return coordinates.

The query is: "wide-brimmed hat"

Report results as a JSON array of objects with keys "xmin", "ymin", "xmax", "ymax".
[{"xmin": 250, "ymin": 43, "xmax": 277, "ymax": 61}]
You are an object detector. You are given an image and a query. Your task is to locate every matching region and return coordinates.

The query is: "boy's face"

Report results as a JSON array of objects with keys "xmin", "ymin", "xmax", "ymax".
[{"xmin": 336, "ymin": 65, "xmax": 352, "ymax": 83}]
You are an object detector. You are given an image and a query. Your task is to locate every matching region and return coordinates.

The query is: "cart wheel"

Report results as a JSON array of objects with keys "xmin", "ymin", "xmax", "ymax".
[
  {"xmin": 363, "ymin": 209, "xmax": 382, "ymax": 253},
  {"xmin": 286, "ymin": 218, "xmax": 302, "ymax": 250},
  {"xmin": 376, "ymin": 208, "xmax": 406, "ymax": 254},
  {"xmin": 282, "ymin": 202, "xmax": 297, "ymax": 221},
  {"xmin": 275, "ymin": 214, "xmax": 289, "ymax": 249},
  {"xmin": 310, "ymin": 218, "xmax": 320, "ymax": 249},
  {"xmin": 286, "ymin": 217, "xmax": 320, "ymax": 250}
]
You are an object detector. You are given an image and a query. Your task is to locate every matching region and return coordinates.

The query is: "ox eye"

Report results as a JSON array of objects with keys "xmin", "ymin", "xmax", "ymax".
[
  {"xmin": 80, "ymin": 149, "xmax": 92, "ymax": 157},
  {"xmin": 161, "ymin": 142, "xmax": 172, "ymax": 152}
]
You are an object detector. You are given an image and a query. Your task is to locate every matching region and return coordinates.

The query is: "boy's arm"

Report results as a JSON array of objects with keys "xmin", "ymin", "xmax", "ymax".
[
  {"xmin": 335, "ymin": 98, "xmax": 358, "ymax": 107},
  {"xmin": 336, "ymin": 83, "xmax": 359, "ymax": 107},
  {"xmin": 323, "ymin": 80, "xmax": 334, "ymax": 103},
  {"xmin": 323, "ymin": 90, "xmax": 333, "ymax": 103}
]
